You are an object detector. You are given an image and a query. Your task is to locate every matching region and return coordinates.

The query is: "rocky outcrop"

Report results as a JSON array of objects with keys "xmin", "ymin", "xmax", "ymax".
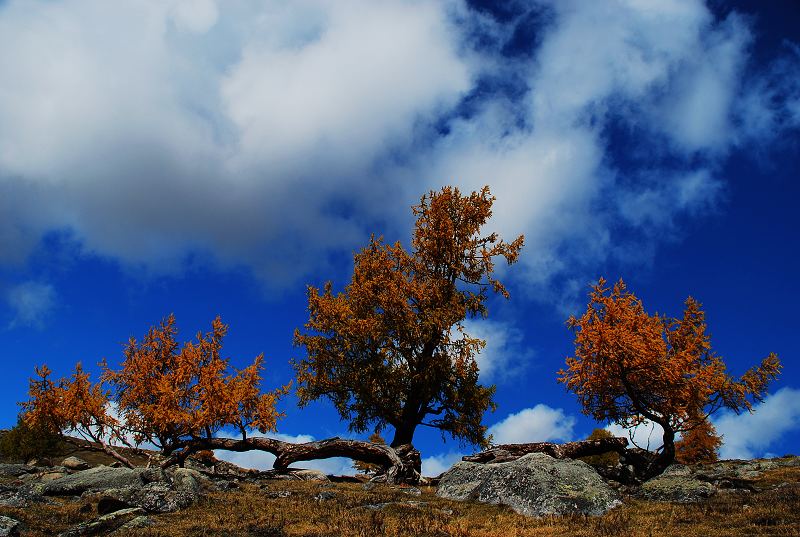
[
  {"xmin": 0, "ymin": 464, "xmax": 40, "ymax": 478},
  {"xmin": 91, "ymin": 482, "xmax": 198, "ymax": 514},
  {"xmin": 638, "ymin": 456, "xmax": 800, "ymax": 502},
  {"xmin": 58, "ymin": 507, "xmax": 146, "ymax": 537},
  {"xmin": 0, "ymin": 515, "xmax": 21, "ymax": 537},
  {"xmin": 638, "ymin": 465, "xmax": 718, "ymax": 502},
  {"xmin": 437, "ymin": 452, "xmax": 621, "ymax": 517},
  {"xmin": 41, "ymin": 466, "xmax": 164, "ymax": 496}
]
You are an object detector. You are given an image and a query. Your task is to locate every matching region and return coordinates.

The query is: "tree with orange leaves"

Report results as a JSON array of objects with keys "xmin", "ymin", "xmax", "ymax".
[
  {"xmin": 22, "ymin": 315, "xmax": 288, "ymax": 467},
  {"xmin": 22, "ymin": 362, "xmax": 133, "ymax": 466},
  {"xmin": 559, "ymin": 278, "xmax": 781, "ymax": 478},
  {"xmin": 675, "ymin": 418, "xmax": 722, "ymax": 464},
  {"xmin": 293, "ymin": 186, "xmax": 524, "ymax": 449}
]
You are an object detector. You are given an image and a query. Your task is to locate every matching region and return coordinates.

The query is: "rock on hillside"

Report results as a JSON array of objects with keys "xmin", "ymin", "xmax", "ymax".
[
  {"xmin": 40, "ymin": 465, "xmax": 165, "ymax": 496},
  {"xmin": 437, "ymin": 452, "xmax": 620, "ymax": 517},
  {"xmin": 639, "ymin": 456, "xmax": 800, "ymax": 502}
]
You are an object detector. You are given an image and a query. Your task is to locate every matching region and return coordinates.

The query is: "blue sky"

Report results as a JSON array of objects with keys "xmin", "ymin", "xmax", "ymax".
[{"xmin": 1, "ymin": 0, "xmax": 798, "ymax": 475}]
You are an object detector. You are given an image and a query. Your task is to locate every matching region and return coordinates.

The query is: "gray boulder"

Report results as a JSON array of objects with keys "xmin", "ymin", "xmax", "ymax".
[
  {"xmin": 93, "ymin": 481, "xmax": 198, "ymax": 514},
  {"xmin": 437, "ymin": 452, "xmax": 620, "ymax": 517},
  {"xmin": 638, "ymin": 465, "xmax": 717, "ymax": 502},
  {"xmin": 0, "ymin": 464, "xmax": 37, "ymax": 478},
  {"xmin": 62, "ymin": 457, "xmax": 90, "ymax": 471},
  {"xmin": 291, "ymin": 469, "xmax": 330, "ymax": 481},
  {"xmin": 42, "ymin": 466, "xmax": 161, "ymax": 496},
  {"xmin": 635, "ymin": 458, "xmax": 800, "ymax": 502},
  {"xmin": 58, "ymin": 507, "xmax": 145, "ymax": 537},
  {"xmin": 0, "ymin": 515, "xmax": 21, "ymax": 537},
  {"xmin": 171, "ymin": 468, "xmax": 202, "ymax": 494}
]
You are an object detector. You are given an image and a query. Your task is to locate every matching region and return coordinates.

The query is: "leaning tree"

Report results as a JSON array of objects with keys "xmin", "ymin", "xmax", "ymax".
[
  {"xmin": 558, "ymin": 278, "xmax": 781, "ymax": 478},
  {"xmin": 293, "ymin": 186, "xmax": 524, "ymax": 450}
]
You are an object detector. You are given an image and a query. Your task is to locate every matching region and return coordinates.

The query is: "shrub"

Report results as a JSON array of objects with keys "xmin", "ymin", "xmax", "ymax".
[{"xmin": 0, "ymin": 416, "xmax": 61, "ymax": 463}]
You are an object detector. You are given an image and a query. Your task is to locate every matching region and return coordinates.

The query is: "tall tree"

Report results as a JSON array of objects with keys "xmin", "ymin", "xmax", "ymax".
[
  {"xmin": 559, "ymin": 278, "xmax": 781, "ymax": 477},
  {"xmin": 293, "ymin": 186, "xmax": 524, "ymax": 448}
]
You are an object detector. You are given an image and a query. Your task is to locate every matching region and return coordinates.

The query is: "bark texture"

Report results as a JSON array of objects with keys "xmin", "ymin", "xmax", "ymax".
[
  {"xmin": 160, "ymin": 436, "xmax": 421, "ymax": 484},
  {"xmin": 462, "ymin": 437, "xmax": 629, "ymax": 464}
]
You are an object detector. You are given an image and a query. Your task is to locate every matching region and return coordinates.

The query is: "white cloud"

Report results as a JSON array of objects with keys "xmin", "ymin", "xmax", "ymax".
[
  {"xmin": 212, "ymin": 431, "xmax": 353, "ymax": 475},
  {"xmin": 460, "ymin": 319, "xmax": 533, "ymax": 381},
  {"xmin": 606, "ymin": 421, "xmax": 667, "ymax": 452},
  {"xmin": 714, "ymin": 387, "xmax": 800, "ymax": 460},
  {"xmin": 0, "ymin": 0, "xmax": 795, "ymax": 305},
  {"xmin": 0, "ymin": 0, "xmax": 472, "ymax": 286},
  {"xmin": 421, "ymin": 451, "xmax": 464, "ymax": 477},
  {"xmin": 487, "ymin": 404, "xmax": 575, "ymax": 445},
  {"xmin": 168, "ymin": 0, "xmax": 219, "ymax": 34},
  {"xmin": 5, "ymin": 281, "xmax": 56, "ymax": 328}
]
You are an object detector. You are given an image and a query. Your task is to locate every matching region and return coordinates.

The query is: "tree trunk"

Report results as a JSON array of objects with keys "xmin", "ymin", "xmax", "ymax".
[
  {"xmin": 160, "ymin": 436, "xmax": 420, "ymax": 484},
  {"xmin": 390, "ymin": 423, "xmax": 417, "ymax": 448},
  {"xmin": 462, "ymin": 437, "xmax": 629, "ymax": 464},
  {"xmin": 638, "ymin": 425, "xmax": 676, "ymax": 480},
  {"xmin": 62, "ymin": 436, "xmax": 134, "ymax": 469},
  {"xmin": 463, "ymin": 436, "xmax": 684, "ymax": 483}
]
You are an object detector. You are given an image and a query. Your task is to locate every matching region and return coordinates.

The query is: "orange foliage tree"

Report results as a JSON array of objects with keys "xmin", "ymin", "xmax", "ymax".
[
  {"xmin": 675, "ymin": 418, "xmax": 722, "ymax": 464},
  {"xmin": 293, "ymin": 186, "xmax": 524, "ymax": 448},
  {"xmin": 22, "ymin": 363, "xmax": 131, "ymax": 466},
  {"xmin": 22, "ymin": 315, "xmax": 288, "ymax": 467},
  {"xmin": 559, "ymin": 278, "xmax": 781, "ymax": 477}
]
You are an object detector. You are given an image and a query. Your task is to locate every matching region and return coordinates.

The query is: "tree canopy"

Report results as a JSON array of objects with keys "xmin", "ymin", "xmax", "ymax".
[
  {"xmin": 22, "ymin": 315, "xmax": 288, "ymax": 466},
  {"xmin": 293, "ymin": 186, "xmax": 524, "ymax": 448},
  {"xmin": 559, "ymin": 278, "xmax": 781, "ymax": 476}
]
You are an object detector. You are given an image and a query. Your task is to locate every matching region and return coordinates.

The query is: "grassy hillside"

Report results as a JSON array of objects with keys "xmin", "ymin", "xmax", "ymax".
[{"xmin": 0, "ymin": 459, "xmax": 797, "ymax": 536}]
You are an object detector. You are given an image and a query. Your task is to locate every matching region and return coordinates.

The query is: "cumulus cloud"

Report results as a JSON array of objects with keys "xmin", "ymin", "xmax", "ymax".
[
  {"xmin": 606, "ymin": 421, "xmax": 667, "ymax": 452},
  {"xmin": 0, "ymin": 0, "xmax": 796, "ymax": 304},
  {"xmin": 714, "ymin": 387, "xmax": 800, "ymax": 460},
  {"xmin": 5, "ymin": 281, "xmax": 56, "ymax": 328},
  {"xmin": 0, "ymin": 0, "xmax": 470, "ymax": 286},
  {"xmin": 461, "ymin": 319, "xmax": 533, "ymax": 381},
  {"xmin": 421, "ymin": 451, "xmax": 464, "ymax": 477},
  {"xmin": 487, "ymin": 404, "xmax": 575, "ymax": 444}
]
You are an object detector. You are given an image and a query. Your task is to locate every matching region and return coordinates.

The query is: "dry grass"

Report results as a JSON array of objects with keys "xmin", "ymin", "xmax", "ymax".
[{"xmin": 3, "ymin": 465, "xmax": 798, "ymax": 536}]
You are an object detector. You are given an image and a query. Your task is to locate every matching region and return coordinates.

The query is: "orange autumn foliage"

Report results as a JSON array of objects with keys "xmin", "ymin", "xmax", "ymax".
[
  {"xmin": 293, "ymin": 186, "xmax": 524, "ymax": 448},
  {"xmin": 22, "ymin": 363, "xmax": 120, "ymax": 447},
  {"xmin": 22, "ymin": 315, "xmax": 287, "ymax": 461},
  {"xmin": 675, "ymin": 419, "xmax": 722, "ymax": 464},
  {"xmin": 559, "ymin": 278, "xmax": 780, "ymax": 472},
  {"xmin": 104, "ymin": 314, "xmax": 289, "ymax": 452}
]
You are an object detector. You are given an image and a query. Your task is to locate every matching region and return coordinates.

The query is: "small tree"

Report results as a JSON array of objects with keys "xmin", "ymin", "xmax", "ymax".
[
  {"xmin": 22, "ymin": 315, "xmax": 288, "ymax": 466},
  {"xmin": 0, "ymin": 416, "xmax": 61, "ymax": 463},
  {"xmin": 675, "ymin": 419, "xmax": 721, "ymax": 464},
  {"xmin": 559, "ymin": 278, "xmax": 780, "ymax": 478},
  {"xmin": 294, "ymin": 186, "xmax": 524, "ymax": 448},
  {"xmin": 22, "ymin": 362, "xmax": 132, "ymax": 465}
]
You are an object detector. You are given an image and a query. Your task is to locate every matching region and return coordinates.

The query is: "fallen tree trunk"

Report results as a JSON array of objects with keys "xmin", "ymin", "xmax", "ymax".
[
  {"xmin": 461, "ymin": 437, "xmax": 678, "ymax": 483},
  {"xmin": 274, "ymin": 438, "xmax": 420, "ymax": 484},
  {"xmin": 462, "ymin": 437, "xmax": 629, "ymax": 464},
  {"xmin": 160, "ymin": 436, "xmax": 420, "ymax": 484}
]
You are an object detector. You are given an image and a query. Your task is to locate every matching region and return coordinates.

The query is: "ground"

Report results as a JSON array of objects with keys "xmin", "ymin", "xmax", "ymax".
[{"xmin": 0, "ymin": 439, "xmax": 798, "ymax": 536}]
